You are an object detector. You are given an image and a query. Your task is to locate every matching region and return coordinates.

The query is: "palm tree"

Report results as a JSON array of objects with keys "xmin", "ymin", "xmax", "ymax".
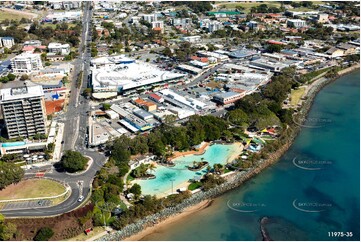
[
  {"xmin": 206, "ymin": 165, "xmax": 212, "ymax": 174},
  {"xmin": 148, "ymin": 163, "xmax": 156, "ymax": 174},
  {"xmin": 193, "ymin": 160, "xmax": 198, "ymax": 168}
]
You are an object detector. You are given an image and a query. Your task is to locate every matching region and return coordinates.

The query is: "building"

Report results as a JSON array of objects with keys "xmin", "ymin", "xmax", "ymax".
[
  {"xmin": 22, "ymin": 45, "xmax": 47, "ymax": 54},
  {"xmin": 197, "ymin": 50, "xmax": 229, "ymax": 62},
  {"xmin": 133, "ymin": 109, "xmax": 153, "ymax": 121},
  {"xmin": 284, "ymin": 36, "xmax": 303, "ymax": 43},
  {"xmin": 0, "ymin": 81, "xmax": 47, "ymax": 139},
  {"xmin": 228, "ymin": 49, "xmax": 259, "ymax": 59},
  {"xmin": 130, "ymin": 16, "xmax": 141, "ymax": 24},
  {"xmin": 148, "ymin": 93, "xmax": 164, "ymax": 103},
  {"xmin": 62, "ymin": 1, "xmax": 80, "ymax": 10},
  {"xmin": 158, "ymin": 89, "xmax": 208, "ymax": 111},
  {"xmin": 46, "ymin": 55, "xmax": 65, "ymax": 62},
  {"xmin": 286, "ymin": 10, "xmax": 319, "ymax": 17},
  {"xmin": 142, "ymin": 13, "xmax": 158, "ymax": 22},
  {"xmin": 213, "ymin": 92, "xmax": 243, "ymax": 105},
  {"xmin": 200, "ymin": 19, "xmax": 223, "ymax": 32},
  {"xmin": 180, "ymin": 35, "xmax": 201, "ymax": 43},
  {"xmin": 325, "ymin": 47, "xmax": 344, "ymax": 58},
  {"xmin": 11, "ymin": 53, "xmax": 43, "ymax": 74},
  {"xmin": 133, "ymin": 98, "xmax": 157, "ymax": 112},
  {"xmin": 48, "ymin": 42, "xmax": 70, "ymax": 55},
  {"xmin": 0, "ymin": 141, "xmax": 48, "ymax": 155},
  {"xmin": 177, "ymin": 64, "xmax": 202, "ymax": 75},
  {"xmin": 172, "ymin": 18, "xmax": 192, "ymax": 27},
  {"xmin": 317, "ymin": 13, "xmax": 329, "ymax": 23},
  {"xmin": 44, "ymin": 11, "xmax": 82, "ymax": 22},
  {"xmin": 105, "ymin": 110, "xmax": 119, "ymax": 119},
  {"xmin": 91, "ymin": 56, "xmax": 185, "ymax": 96},
  {"xmin": 24, "ymin": 40, "xmax": 42, "ymax": 46},
  {"xmin": 287, "ymin": 19, "xmax": 307, "ymax": 28},
  {"xmin": 336, "ymin": 43, "xmax": 356, "ymax": 55},
  {"xmin": 249, "ymin": 58, "xmax": 288, "ymax": 72},
  {"xmin": 0, "ymin": 37, "xmax": 15, "ymax": 48},
  {"xmin": 247, "ymin": 21, "xmax": 258, "ymax": 30},
  {"xmin": 51, "ymin": 1, "xmax": 80, "ymax": 10},
  {"xmin": 208, "ymin": 21, "xmax": 223, "ymax": 32},
  {"xmin": 110, "ymin": 104, "xmax": 152, "ymax": 132},
  {"xmin": 152, "ymin": 21, "xmax": 164, "ymax": 32}
]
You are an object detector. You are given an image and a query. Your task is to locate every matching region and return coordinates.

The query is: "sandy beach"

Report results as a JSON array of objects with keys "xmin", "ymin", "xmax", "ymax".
[
  {"xmin": 169, "ymin": 142, "xmax": 210, "ymax": 160},
  {"xmin": 226, "ymin": 142, "xmax": 244, "ymax": 163},
  {"xmin": 160, "ymin": 181, "xmax": 191, "ymax": 198},
  {"xmin": 124, "ymin": 199, "xmax": 212, "ymax": 241}
]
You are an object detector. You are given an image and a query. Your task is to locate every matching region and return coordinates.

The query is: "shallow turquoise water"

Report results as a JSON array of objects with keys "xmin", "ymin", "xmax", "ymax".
[
  {"xmin": 143, "ymin": 70, "xmax": 360, "ymax": 241},
  {"xmin": 137, "ymin": 143, "xmax": 241, "ymax": 196}
]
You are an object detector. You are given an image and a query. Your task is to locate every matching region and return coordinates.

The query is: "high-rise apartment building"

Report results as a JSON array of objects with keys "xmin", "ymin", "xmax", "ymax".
[{"xmin": 0, "ymin": 81, "xmax": 47, "ymax": 139}]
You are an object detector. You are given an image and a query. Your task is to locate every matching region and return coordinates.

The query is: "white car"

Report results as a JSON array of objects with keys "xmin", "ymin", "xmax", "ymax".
[{"xmin": 78, "ymin": 196, "xmax": 84, "ymax": 202}]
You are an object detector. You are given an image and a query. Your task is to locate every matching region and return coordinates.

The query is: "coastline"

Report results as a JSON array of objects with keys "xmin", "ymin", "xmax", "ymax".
[
  {"xmin": 124, "ymin": 200, "xmax": 212, "ymax": 241},
  {"xmin": 98, "ymin": 64, "xmax": 360, "ymax": 242}
]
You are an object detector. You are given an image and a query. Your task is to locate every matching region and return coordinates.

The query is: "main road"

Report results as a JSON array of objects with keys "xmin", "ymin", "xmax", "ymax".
[{"xmin": 2, "ymin": 2, "xmax": 107, "ymax": 218}]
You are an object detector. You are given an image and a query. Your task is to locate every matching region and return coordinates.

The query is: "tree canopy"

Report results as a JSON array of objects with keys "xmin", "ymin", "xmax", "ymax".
[
  {"xmin": 33, "ymin": 227, "xmax": 54, "ymax": 241},
  {"xmin": 0, "ymin": 213, "xmax": 17, "ymax": 240},
  {"xmin": 61, "ymin": 151, "xmax": 88, "ymax": 173},
  {"xmin": 0, "ymin": 162, "xmax": 24, "ymax": 190}
]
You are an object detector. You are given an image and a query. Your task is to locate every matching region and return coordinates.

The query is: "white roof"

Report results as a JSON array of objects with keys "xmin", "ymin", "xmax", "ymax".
[
  {"xmin": 48, "ymin": 42, "xmax": 70, "ymax": 48},
  {"xmin": 159, "ymin": 89, "xmax": 207, "ymax": 110},
  {"xmin": 0, "ymin": 81, "xmax": 44, "ymax": 102},
  {"xmin": 178, "ymin": 64, "xmax": 202, "ymax": 73},
  {"xmin": 12, "ymin": 52, "xmax": 41, "ymax": 61},
  {"xmin": 168, "ymin": 106, "xmax": 195, "ymax": 119},
  {"xmin": 92, "ymin": 61, "xmax": 185, "ymax": 91}
]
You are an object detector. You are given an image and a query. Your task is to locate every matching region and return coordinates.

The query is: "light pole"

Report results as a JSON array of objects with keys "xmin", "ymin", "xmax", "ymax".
[{"xmin": 170, "ymin": 179, "xmax": 175, "ymax": 194}]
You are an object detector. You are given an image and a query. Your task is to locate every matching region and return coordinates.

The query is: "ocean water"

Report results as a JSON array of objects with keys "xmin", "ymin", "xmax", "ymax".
[
  {"xmin": 143, "ymin": 70, "xmax": 360, "ymax": 241},
  {"xmin": 137, "ymin": 143, "xmax": 241, "ymax": 196}
]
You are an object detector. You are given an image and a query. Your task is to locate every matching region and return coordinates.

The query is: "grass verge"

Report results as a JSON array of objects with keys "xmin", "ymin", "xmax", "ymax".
[
  {"xmin": 0, "ymin": 179, "xmax": 66, "ymax": 200},
  {"xmin": 188, "ymin": 182, "xmax": 203, "ymax": 191},
  {"xmin": 66, "ymin": 226, "xmax": 106, "ymax": 241},
  {"xmin": 290, "ymin": 87, "xmax": 306, "ymax": 106},
  {"xmin": 0, "ymin": 10, "xmax": 28, "ymax": 21}
]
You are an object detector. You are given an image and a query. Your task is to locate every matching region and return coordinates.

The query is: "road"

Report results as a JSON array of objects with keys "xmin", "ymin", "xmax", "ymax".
[
  {"xmin": 1, "ymin": 150, "xmax": 106, "ymax": 217},
  {"xmin": 63, "ymin": 1, "xmax": 92, "ymax": 152},
  {"xmin": 2, "ymin": 2, "xmax": 108, "ymax": 218}
]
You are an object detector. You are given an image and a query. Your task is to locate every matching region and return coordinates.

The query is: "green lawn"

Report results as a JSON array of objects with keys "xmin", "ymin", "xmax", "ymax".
[
  {"xmin": 216, "ymin": 2, "xmax": 281, "ymax": 12},
  {"xmin": 0, "ymin": 179, "xmax": 66, "ymax": 200},
  {"xmin": 302, "ymin": 67, "xmax": 331, "ymax": 83},
  {"xmin": 215, "ymin": 1, "xmax": 321, "ymax": 13},
  {"xmin": 290, "ymin": 87, "xmax": 306, "ymax": 106},
  {"xmin": 0, "ymin": 10, "xmax": 26, "ymax": 21},
  {"xmin": 224, "ymin": 168, "xmax": 232, "ymax": 174},
  {"xmin": 188, "ymin": 182, "xmax": 203, "ymax": 191}
]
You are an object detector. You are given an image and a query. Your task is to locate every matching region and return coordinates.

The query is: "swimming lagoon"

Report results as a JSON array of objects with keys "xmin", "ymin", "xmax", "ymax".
[{"xmin": 136, "ymin": 143, "xmax": 242, "ymax": 196}]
